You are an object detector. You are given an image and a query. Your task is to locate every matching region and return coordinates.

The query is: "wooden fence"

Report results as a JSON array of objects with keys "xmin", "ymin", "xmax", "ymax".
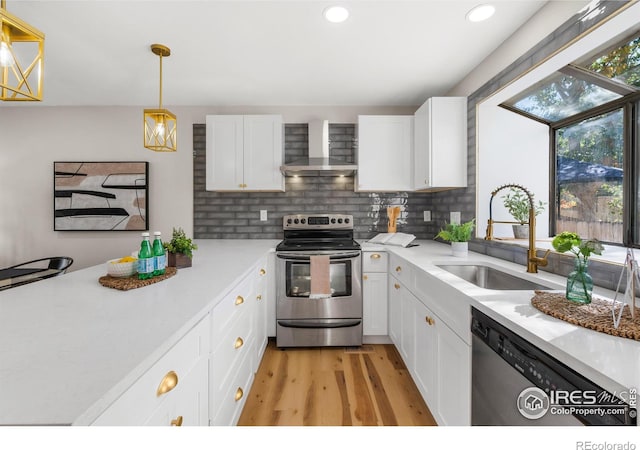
[{"xmin": 556, "ymin": 219, "xmax": 623, "ymax": 242}]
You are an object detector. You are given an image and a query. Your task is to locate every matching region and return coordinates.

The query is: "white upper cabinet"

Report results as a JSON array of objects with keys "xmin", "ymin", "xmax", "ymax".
[
  {"xmin": 413, "ymin": 97, "xmax": 467, "ymax": 191},
  {"xmin": 356, "ymin": 115, "xmax": 414, "ymax": 192},
  {"xmin": 206, "ymin": 115, "xmax": 284, "ymax": 191}
]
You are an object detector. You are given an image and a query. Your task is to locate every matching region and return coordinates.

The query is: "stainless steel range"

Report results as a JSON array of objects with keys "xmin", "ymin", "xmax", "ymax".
[{"xmin": 276, "ymin": 214, "xmax": 362, "ymax": 348}]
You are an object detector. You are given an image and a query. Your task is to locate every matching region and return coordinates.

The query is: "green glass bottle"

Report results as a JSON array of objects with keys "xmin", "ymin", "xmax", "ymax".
[
  {"xmin": 152, "ymin": 231, "xmax": 166, "ymax": 276},
  {"xmin": 138, "ymin": 232, "xmax": 154, "ymax": 280}
]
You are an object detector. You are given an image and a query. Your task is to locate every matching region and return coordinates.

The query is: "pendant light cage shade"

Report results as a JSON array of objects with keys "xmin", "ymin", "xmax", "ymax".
[
  {"xmin": 144, "ymin": 109, "xmax": 177, "ymax": 152},
  {"xmin": 0, "ymin": 3, "xmax": 45, "ymax": 101},
  {"xmin": 144, "ymin": 43, "xmax": 177, "ymax": 152}
]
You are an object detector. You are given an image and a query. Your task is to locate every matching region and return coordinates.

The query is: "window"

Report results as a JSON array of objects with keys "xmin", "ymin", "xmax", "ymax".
[{"xmin": 500, "ymin": 32, "xmax": 640, "ymax": 246}]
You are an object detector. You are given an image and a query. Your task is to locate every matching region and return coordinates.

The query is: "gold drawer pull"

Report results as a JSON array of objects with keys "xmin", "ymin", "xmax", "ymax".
[
  {"xmin": 394, "ymin": 283, "xmax": 400, "ymax": 289},
  {"xmin": 256, "ymin": 294, "xmax": 262, "ymax": 301},
  {"xmin": 395, "ymin": 266, "xmax": 402, "ymax": 272},
  {"xmin": 234, "ymin": 337, "xmax": 244, "ymax": 349},
  {"xmin": 259, "ymin": 268, "xmax": 266, "ymax": 276},
  {"xmin": 156, "ymin": 371, "xmax": 178, "ymax": 397},
  {"xmin": 426, "ymin": 316, "xmax": 435, "ymax": 326},
  {"xmin": 171, "ymin": 415, "xmax": 183, "ymax": 426},
  {"xmin": 235, "ymin": 387, "xmax": 244, "ymax": 402},
  {"xmin": 363, "ymin": 275, "xmax": 368, "ymax": 281},
  {"xmin": 370, "ymin": 253, "xmax": 381, "ymax": 259},
  {"xmin": 235, "ymin": 295, "xmax": 244, "ymax": 306}
]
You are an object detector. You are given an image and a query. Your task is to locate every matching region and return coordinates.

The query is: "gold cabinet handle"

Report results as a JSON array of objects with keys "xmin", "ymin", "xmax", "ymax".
[
  {"xmin": 259, "ymin": 268, "xmax": 266, "ymax": 276},
  {"xmin": 235, "ymin": 295, "xmax": 244, "ymax": 306},
  {"xmin": 234, "ymin": 337, "xmax": 244, "ymax": 349},
  {"xmin": 396, "ymin": 266, "xmax": 402, "ymax": 273},
  {"xmin": 171, "ymin": 415, "xmax": 183, "ymax": 426},
  {"xmin": 156, "ymin": 371, "xmax": 178, "ymax": 397},
  {"xmin": 363, "ymin": 275, "xmax": 368, "ymax": 280},
  {"xmin": 235, "ymin": 387, "xmax": 244, "ymax": 402},
  {"xmin": 394, "ymin": 283, "xmax": 400, "ymax": 289},
  {"xmin": 370, "ymin": 253, "xmax": 381, "ymax": 259},
  {"xmin": 256, "ymin": 294, "xmax": 262, "ymax": 301},
  {"xmin": 238, "ymin": 184, "xmax": 243, "ymax": 188},
  {"xmin": 426, "ymin": 316, "xmax": 435, "ymax": 326}
]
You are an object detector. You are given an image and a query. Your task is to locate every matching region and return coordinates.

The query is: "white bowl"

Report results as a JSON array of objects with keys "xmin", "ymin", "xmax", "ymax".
[{"xmin": 107, "ymin": 258, "xmax": 137, "ymax": 278}]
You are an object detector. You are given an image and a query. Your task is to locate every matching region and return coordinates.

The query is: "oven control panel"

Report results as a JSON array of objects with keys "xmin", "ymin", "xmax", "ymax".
[{"xmin": 283, "ymin": 214, "xmax": 353, "ymax": 230}]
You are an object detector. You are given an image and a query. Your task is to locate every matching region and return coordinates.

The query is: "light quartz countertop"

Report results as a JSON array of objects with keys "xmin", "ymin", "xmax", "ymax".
[
  {"xmin": 1, "ymin": 239, "xmax": 637, "ymax": 425},
  {"xmin": 362, "ymin": 241, "xmax": 640, "ymax": 399}
]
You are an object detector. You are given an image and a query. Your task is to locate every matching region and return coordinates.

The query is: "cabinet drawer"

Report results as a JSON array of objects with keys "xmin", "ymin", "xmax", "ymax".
[
  {"xmin": 210, "ymin": 309, "xmax": 255, "ymax": 411},
  {"xmin": 363, "ymin": 251, "xmax": 388, "ymax": 273},
  {"xmin": 92, "ymin": 316, "xmax": 210, "ymax": 425},
  {"xmin": 211, "ymin": 274, "xmax": 254, "ymax": 344},
  {"xmin": 144, "ymin": 357, "xmax": 209, "ymax": 426},
  {"xmin": 389, "ymin": 253, "xmax": 414, "ymax": 286},
  {"xmin": 211, "ymin": 341, "xmax": 255, "ymax": 426}
]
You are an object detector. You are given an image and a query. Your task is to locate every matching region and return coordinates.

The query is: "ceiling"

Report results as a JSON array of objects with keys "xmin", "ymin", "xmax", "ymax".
[{"xmin": 3, "ymin": 0, "xmax": 575, "ymax": 107}]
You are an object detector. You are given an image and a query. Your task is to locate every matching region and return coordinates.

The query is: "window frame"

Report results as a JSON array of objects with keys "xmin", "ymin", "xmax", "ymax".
[{"xmin": 548, "ymin": 92, "xmax": 639, "ymax": 247}]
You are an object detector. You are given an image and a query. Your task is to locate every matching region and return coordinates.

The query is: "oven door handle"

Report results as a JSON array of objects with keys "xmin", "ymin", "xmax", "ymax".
[
  {"xmin": 276, "ymin": 251, "xmax": 361, "ymax": 260},
  {"xmin": 277, "ymin": 319, "xmax": 362, "ymax": 329}
]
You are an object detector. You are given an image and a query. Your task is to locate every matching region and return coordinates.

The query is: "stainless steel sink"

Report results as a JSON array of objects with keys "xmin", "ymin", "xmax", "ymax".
[{"xmin": 436, "ymin": 264, "xmax": 554, "ymax": 290}]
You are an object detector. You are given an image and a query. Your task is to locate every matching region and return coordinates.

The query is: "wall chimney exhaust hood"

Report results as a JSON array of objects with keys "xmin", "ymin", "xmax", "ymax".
[{"xmin": 280, "ymin": 120, "xmax": 357, "ymax": 176}]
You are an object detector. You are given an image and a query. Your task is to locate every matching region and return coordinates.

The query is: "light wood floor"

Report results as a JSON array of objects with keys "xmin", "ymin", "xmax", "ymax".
[{"xmin": 237, "ymin": 339, "xmax": 437, "ymax": 426}]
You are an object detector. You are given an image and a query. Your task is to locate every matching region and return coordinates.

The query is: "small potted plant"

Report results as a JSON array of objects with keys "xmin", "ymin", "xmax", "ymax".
[
  {"xmin": 435, "ymin": 218, "xmax": 475, "ymax": 257},
  {"xmin": 502, "ymin": 188, "xmax": 546, "ymax": 239},
  {"xmin": 551, "ymin": 231, "xmax": 604, "ymax": 304},
  {"xmin": 163, "ymin": 227, "xmax": 198, "ymax": 269}
]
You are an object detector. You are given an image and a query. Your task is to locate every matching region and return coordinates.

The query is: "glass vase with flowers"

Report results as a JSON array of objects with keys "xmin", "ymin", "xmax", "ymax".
[{"xmin": 551, "ymin": 232, "xmax": 604, "ymax": 304}]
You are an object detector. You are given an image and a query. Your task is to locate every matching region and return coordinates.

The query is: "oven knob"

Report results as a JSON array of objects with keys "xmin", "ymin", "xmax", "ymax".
[
  {"xmin": 337, "ymin": 218, "xmax": 343, "ymax": 224},
  {"xmin": 294, "ymin": 219, "xmax": 299, "ymax": 224},
  {"xmin": 287, "ymin": 218, "xmax": 292, "ymax": 224},
  {"xmin": 345, "ymin": 218, "xmax": 350, "ymax": 224},
  {"xmin": 331, "ymin": 218, "xmax": 336, "ymax": 224},
  {"xmin": 301, "ymin": 218, "xmax": 306, "ymax": 224}
]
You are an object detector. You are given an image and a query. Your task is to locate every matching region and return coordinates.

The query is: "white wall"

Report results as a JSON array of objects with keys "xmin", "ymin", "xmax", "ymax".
[
  {"xmin": 0, "ymin": 105, "xmax": 414, "ymax": 270},
  {"xmin": 477, "ymin": 105, "xmax": 550, "ymax": 239}
]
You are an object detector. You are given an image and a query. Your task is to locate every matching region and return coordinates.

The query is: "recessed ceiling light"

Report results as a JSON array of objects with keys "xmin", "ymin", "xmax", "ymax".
[
  {"xmin": 324, "ymin": 6, "xmax": 349, "ymax": 23},
  {"xmin": 466, "ymin": 4, "xmax": 496, "ymax": 22}
]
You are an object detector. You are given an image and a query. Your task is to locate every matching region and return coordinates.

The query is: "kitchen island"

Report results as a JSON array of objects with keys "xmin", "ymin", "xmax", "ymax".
[
  {"xmin": 0, "ymin": 240, "xmax": 278, "ymax": 425},
  {"xmin": 1, "ymin": 239, "xmax": 638, "ymax": 425}
]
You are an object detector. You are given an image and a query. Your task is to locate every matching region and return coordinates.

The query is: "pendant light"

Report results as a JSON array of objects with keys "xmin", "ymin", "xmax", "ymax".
[
  {"xmin": 0, "ymin": 0, "xmax": 45, "ymax": 101},
  {"xmin": 144, "ymin": 44, "xmax": 177, "ymax": 152}
]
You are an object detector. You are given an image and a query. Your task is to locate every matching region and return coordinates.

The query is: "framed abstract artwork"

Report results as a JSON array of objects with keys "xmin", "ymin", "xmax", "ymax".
[{"xmin": 54, "ymin": 161, "xmax": 149, "ymax": 231}]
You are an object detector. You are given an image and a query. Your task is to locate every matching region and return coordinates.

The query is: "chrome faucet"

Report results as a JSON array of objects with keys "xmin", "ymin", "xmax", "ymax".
[{"xmin": 485, "ymin": 183, "xmax": 550, "ymax": 273}]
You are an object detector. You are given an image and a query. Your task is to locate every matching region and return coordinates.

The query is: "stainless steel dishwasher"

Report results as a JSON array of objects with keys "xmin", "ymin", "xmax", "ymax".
[{"xmin": 471, "ymin": 307, "xmax": 636, "ymax": 426}]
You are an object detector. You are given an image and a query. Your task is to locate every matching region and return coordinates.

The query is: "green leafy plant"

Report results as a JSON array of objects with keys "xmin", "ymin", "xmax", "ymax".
[
  {"xmin": 551, "ymin": 231, "xmax": 604, "ymax": 261},
  {"xmin": 435, "ymin": 219, "xmax": 475, "ymax": 243},
  {"xmin": 163, "ymin": 227, "xmax": 198, "ymax": 258},
  {"xmin": 501, "ymin": 188, "xmax": 546, "ymax": 224}
]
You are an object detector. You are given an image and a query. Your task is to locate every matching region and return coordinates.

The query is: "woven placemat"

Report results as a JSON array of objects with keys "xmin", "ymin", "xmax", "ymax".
[
  {"xmin": 531, "ymin": 291, "xmax": 640, "ymax": 341},
  {"xmin": 98, "ymin": 266, "xmax": 177, "ymax": 291}
]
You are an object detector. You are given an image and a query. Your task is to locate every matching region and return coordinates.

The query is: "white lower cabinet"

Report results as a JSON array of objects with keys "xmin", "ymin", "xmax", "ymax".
[
  {"xmin": 145, "ymin": 357, "xmax": 209, "ymax": 426},
  {"xmin": 388, "ymin": 276, "xmax": 402, "ymax": 346},
  {"xmin": 209, "ymin": 259, "xmax": 269, "ymax": 426},
  {"xmin": 363, "ymin": 251, "xmax": 389, "ymax": 337},
  {"xmin": 412, "ymin": 296, "xmax": 470, "ymax": 425},
  {"xmin": 254, "ymin": 256, "xmax": 269, "ymax": 367},
  {"xmin": 92, "ymin": 316, "xmax": 211, "ymax": 426},
  {"xmin": 363, "ymin": 273, "xmax": 388, "ymax": 336},
  {"xmin": 90, "ymin": 254, "xmax": 272, "ymax": 426},
  {"xmin": 387, "ymin": 255, "xmax": 471, "ymax": 426}
]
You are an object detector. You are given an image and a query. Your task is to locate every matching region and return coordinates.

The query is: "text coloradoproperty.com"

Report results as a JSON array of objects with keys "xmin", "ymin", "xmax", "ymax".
[{"xmin": 551, "ymin": 406, "xmax": 630, "ymax": 416}]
